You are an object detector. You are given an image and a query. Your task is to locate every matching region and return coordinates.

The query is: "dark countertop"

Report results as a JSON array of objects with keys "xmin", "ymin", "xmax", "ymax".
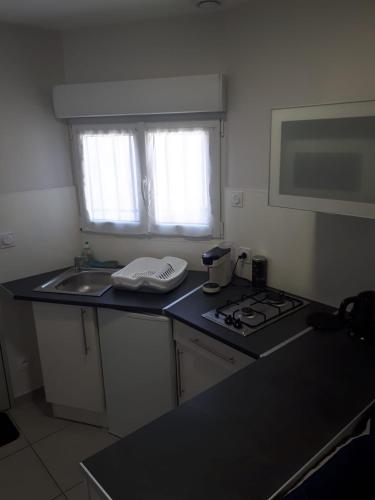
[
  {"xmin": 6, "ymin": 268, "xmax": 375, "ymax": 499},
  {"xmin": 165, "ymin": 284, "xmax": 332, "ymax": 358},
  {"xmin": 2, "ymin": 268, "xmax": 331, "ymax": 359},
  {"xmin": 82, "ymin": 326, "xmax": 375, "ymax": 500},
  {"xmin": 1, "ymin": 268, "xmax": 207, "ymax": 315}
]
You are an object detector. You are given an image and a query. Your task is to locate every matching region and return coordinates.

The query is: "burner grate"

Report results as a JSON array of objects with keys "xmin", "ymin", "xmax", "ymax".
[{"xmin": 203, "ymin": 290, "xmax": 309, "ymax": 337}]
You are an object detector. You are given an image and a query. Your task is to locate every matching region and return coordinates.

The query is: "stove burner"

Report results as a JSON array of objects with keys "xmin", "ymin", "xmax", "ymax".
[
  {"xmin": 241, "ymin": 307, "xmax": 257, "ymax": 318},
  {"xmin": 202, "ymin": 289, "xmax": 309, "ymax": 337},
  {"xmin": 266, "ymin": 291, "xmax": 286, "ymax": 306}
]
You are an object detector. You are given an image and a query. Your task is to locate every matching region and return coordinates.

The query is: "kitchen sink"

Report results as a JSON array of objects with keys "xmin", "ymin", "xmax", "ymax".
[{"xmin": 34, "ymin": 268, "xmax": 117, "ymax": 297}]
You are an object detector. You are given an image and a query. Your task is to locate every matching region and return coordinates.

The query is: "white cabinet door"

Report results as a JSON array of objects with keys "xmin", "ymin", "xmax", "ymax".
[
  {"xmin": 32, "ymin": 302, "xmax": 105, "ymax": 413},
  {"xmin": 98, "ymin": 309, "xmax": 176, "ymax": 438},
  {"xmin": 174, "ymin": 321, "xmax": 254, "ymax": 404}
]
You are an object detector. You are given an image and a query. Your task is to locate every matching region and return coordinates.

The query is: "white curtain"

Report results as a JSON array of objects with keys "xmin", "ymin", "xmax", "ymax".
[
  {"xmin": 72, "ymin": 122, "xmax": 221, "ymax": 238},
  {"xmin": 74, "ymin": 125, "xmax": 146, "ymax": 235},
  {"xmin": 145, "ymin": 127, "xmax": 215, "ymax": 237}
]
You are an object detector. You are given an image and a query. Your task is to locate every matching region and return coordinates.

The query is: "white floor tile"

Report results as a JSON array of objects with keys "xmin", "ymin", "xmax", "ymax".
[
  {"xmin": 9, "ymin": 400, "xmax": 71, "ymax": 443},
  {"xmin": 65, "ymin": 481, "xmax": 90, "ymax": 500},
  {"xmin": 33, "ymin": 423, "xmax": 117, "ymax": 491},
  {"xmin": 0, "ymin": 414, "xmax": 29, "ymax": 460},
  {"xmin": 0, "ymin": 447, "xmax": 61, "ymax": 500}
]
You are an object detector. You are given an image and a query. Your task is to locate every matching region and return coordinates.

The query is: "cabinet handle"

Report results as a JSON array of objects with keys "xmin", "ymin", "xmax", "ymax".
[
  {"xmin": 80, "ymin": 308, "xmax": 89, "ymax": 355},
  {"xmin": 176, "ymin": 348, "xmax": 184, "ymax": 399},
  {"xmin": 190, "ymin": 337, "xmax": 235, "ymax": 365}
]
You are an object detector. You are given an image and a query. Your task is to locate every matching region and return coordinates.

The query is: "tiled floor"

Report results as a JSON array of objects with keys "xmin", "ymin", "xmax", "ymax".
[{"xmin": 0, "ymin": 397, "xmax": 117, "ymax": 499}]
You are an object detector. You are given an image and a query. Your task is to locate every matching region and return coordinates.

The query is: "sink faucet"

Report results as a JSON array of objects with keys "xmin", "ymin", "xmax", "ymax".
[{"xmin": 74, "ymin": 256, "xmax": 86, "ymax": 272}]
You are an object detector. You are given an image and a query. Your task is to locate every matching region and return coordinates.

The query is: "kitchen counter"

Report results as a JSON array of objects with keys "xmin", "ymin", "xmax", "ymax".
[
  {"xmin": 165, "ymin": 284, "xmax": 332, "ymax": 358},
  {"xmin": 82, "ymin": 325, "xmax": 375, "ymax": 500},
  {"xmin": 4, "ymin": 269, "xmax": 375, "ymax": 499},
  {"xmin": 1, "ymin": 268, "xmax": 207, "ymax": 315},
  {"xmin": 1, "ymin": 268, "xmax": 331, "ymax": 358}
]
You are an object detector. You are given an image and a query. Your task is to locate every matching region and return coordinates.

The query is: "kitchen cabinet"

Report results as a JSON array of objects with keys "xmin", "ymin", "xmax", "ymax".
[
  {"xmin": 269, "ymin": 99, "xmax": 375, "ymax": 219},
  {"xmin": 98, "ymin": 308, "xmax": 176, "ymax": 438},
  {"xmin": 32, "ymin": 302, "xmax": 105, "ymax": 424},
  {"xmin": 173, "ymin": 321, "xmax": 254, "ymax": 404}
]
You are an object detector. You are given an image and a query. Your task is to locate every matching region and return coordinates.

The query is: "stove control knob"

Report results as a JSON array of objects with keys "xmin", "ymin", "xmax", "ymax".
[
  {"xmin": 225, "ymin": 315, "xmax": 233, "ymax": 325},
  {"xmin": 234, "ymin": 318, "xmax": 243, "ymax": 329}
]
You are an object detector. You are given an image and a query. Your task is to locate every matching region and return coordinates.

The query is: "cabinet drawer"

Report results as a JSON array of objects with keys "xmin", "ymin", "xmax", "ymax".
[{"xmin": 173, "ymin": 321, "xmax": 252, "ymax": 372}]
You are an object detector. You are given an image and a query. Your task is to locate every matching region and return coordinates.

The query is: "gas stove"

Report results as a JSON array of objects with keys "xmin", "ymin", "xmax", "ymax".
[{"xmin": 202, "ymin": 289, "xmax": 310, "ymax": 337}]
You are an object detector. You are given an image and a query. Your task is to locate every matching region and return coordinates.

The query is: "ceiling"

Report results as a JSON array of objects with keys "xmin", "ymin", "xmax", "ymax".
[{"xmin": 0, "ymin": 0, "xmax": 248, "ymax": 30}]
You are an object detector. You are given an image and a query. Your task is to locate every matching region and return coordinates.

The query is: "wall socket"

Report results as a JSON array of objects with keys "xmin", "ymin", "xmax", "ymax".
[
  {"xmin": 235, "ymin": 246, "xmax": 252, "ymax": 280},
  {"xmin": 238, "ymin": 246, "xmax": 251, "ymax": 264},
  {"xmin": 231, "ymin": 191, "xmax": 244, "ymax": 208},
  {"xmin": 0, "ymin": 232, "xmax": 16, "ymax": 249}
]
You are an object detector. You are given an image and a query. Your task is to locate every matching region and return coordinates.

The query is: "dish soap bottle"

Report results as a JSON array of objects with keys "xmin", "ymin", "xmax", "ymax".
[{"xmin": 81, "ymin": 241, "xmax": 94, "ymax": 265}]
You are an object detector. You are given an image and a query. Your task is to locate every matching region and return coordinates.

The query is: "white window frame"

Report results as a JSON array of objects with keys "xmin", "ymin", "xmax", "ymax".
[{"xmin": 71, "ymin": 119, "xmax": 222, "ymax": 238}]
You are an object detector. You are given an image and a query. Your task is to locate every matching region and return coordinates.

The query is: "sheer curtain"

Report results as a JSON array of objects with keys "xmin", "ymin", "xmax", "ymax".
[
  {"xmin": 74, "ymin": 124, "xmax": 146, "ymax": 235},
  {"xmin": 72, "ymin": 121, "xmax": 221, "ymax": 238},
  {"xmin": 145, "ymin": 126, "xmax": 217, "ymax": 237}
]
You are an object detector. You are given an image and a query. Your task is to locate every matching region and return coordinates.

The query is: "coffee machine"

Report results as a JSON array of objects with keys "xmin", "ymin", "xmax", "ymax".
[{"xmin": 202, "ymin": 246, "xmax": 232, "ymax": 291}]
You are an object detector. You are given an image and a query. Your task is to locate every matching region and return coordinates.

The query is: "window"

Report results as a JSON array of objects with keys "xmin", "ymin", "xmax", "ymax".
[{"xmin": 72, "ymin": 121, "xmax": 221, "ymax": 237}]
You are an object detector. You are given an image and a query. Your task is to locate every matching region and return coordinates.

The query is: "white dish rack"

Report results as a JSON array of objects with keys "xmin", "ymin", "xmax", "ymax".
[{"xmin": 111, "ymin": 256, "xmax": 188, "ymax": 293}]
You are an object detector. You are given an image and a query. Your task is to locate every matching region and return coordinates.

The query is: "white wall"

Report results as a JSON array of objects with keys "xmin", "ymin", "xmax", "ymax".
[
  {"xmin": 0, "ymin": 23, "xmax": 72, "ymax": 193},
  {"xmin": 61, "ymin": 0, "xmax": 375, "ymax": 306},
  {"xmin": 223, "ymin": 0, "xmax": 375, "ymax": 304},
  {"xmin": 0, "ymin": 23, "xmax": 81, "ymax": 397},
  {"xmin": 62, "ymin": 14, "xmax": 226, "ymax": 83},
  {"xmin": 62, "ymin": 14, "xmax": 226, "ymax": 268}
]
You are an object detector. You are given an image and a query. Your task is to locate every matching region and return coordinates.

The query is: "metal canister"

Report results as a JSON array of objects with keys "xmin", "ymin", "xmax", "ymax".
[{"xmin": 252, "ymin": 255, "xmax": 267, "ymax": 288}]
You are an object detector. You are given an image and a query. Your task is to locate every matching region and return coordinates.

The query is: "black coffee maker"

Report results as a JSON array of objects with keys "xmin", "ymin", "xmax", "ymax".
[{"xmin": 338, "ymin": 291, "xmax": 375, "ymax": 340}]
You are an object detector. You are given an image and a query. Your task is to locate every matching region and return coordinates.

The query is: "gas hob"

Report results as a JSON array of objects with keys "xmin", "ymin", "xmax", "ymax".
[{"xmin": 202, "ymin": 290, "xmax": 310, "ymax": 337}]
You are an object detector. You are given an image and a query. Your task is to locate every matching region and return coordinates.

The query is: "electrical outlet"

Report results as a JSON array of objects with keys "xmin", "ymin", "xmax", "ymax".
[
  {"xmin": 235, "ymin": 246, "xmax": 252, "ymax": 280},
  {"xmin": 231, "ymin": 191, "xmax": 244, "ymax": 208},
  {"xmin": 239, "ymin": 246, "xmax": 251, "ymax": 264},
  {"xmin": 0, "ymin": 232, "xmax": 15, "ymax": 249}
]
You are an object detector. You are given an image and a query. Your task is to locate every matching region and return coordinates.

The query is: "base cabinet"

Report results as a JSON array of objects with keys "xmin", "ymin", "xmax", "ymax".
[
  {"xmin": 174, "ymin": 321, "xmax": 254, "ymax": 404},
  {"xmin": 98, "ymin": 309, "xmax": 176, "ymax": 438},
  {"xmin": 32, "ymin": 302, "xmax": 105, "ymax": 421}
]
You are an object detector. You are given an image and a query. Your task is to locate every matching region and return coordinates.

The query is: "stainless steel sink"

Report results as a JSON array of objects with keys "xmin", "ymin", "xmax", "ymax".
[{"xmin": 34, "ymin": 268, "xmax": 117, "ymax": 297}]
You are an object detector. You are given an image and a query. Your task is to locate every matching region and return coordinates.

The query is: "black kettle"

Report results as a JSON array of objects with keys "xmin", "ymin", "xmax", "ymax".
[{"xmin": 338, "ymin": 290, "xmax": 375, "ymax": 339}]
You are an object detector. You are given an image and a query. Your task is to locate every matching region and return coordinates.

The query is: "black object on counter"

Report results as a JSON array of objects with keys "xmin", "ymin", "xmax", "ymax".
[
  {"xmin": 306, "ymin": 312, "xmax": 344, "ymax": 331},
  {"xmin": 252, "ymin": 255, "xmax": 267, "ymax": 288},
  {"xmin": 307, "ymin": 290, "xmax": 375, "ymax": 341},
  {"xmin": 339, "ymin": 291, "xmax": 375, "ymax": 340}
]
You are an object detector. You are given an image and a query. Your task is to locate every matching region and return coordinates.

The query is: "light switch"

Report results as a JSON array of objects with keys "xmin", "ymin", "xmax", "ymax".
[
  {"xmin": 0, "ymin": 232, "xmax": 16, "ymax": 249},
  {"xmin": 231, "ymin": 191, "xmax": 244, "ymax": 208}
]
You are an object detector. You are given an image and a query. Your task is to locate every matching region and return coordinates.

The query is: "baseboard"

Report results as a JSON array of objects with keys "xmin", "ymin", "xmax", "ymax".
[
  {"xmin": 52, "ymin": 403, "xmax": 107, "ymax": 428},
  {"xmin": 13, "ymin": 386, "xmax": 45, "ymax": 408}
]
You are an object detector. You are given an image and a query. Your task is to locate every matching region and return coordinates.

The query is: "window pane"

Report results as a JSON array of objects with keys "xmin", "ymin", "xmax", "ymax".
[
  {"xmin": 80, "ymin": 132, "xmax": 140, "ymax": 223},
  {"xmin": 146, "ymin": 128, "xmax": 211, "ymax": 227}
]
